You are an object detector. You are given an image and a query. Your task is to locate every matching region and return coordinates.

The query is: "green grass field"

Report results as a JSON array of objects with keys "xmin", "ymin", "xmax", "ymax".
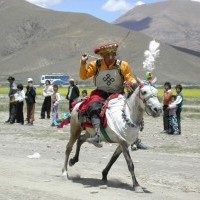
[
  {"xmin": 0, "ymin": 87, "xmax": 94, "ymax": 96},
  {"xmin": 0, "ymin": 87, "xmax": 199, "ymax": 98},
  {"xmin": 157, "ymin": 89, "xmax": 200, "ymax": 98}
]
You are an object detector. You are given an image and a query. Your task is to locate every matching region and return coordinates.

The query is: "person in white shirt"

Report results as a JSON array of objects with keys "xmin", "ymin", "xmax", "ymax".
[
  {"xmin": 15, "ymin": 84, "xmax": 25, "ymax": 125},
  {"xmin": 51, "ymin": 84, "xmax": 61, "ymax": 126},
  {"xmin": 168, "ymin": 84, "xmax": 183, "ymax": 134},
  {"xmin": 40, "ymin": 80, "xmax": 54, "ymax": 119},
  {"xmin": 167, "ymin": 95, "xmax": 179, "ymax": 134}
]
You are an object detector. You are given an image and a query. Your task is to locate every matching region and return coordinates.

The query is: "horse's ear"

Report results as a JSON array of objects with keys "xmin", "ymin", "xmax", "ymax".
[
  {"xmin": 151, "ymin": 77, "xmax": 157, "ymax": 85},
  {"xmin": 136, "ymin": 77, "xmax": 144, "ymax": 85}
]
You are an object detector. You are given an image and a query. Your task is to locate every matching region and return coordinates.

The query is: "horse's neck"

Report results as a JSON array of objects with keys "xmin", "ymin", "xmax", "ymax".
[{"xmin": 126, "ymin": 88, "xmax": 144, "ymax": 125}]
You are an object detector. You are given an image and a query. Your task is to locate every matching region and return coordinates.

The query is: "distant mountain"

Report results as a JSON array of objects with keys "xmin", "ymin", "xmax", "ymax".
[
  {"xmin": 114, "ymin": 0, "xmax": 200, "ymax": 53},
  {"xmin": 0, "ymin": 0, "xmax": 200, "ymax": 85}
]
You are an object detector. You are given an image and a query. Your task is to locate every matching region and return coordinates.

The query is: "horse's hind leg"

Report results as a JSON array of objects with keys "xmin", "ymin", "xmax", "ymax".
[
  {"xmin": 62, "ymin": 124, "xmax": 82, "ymax": 176},
  {"xmin": 102, "ymin": 145, "xmax": 122, "ymax": 181},
  {"xmin": 120, "ymin": 142, "xmax": 143, "ymax": 193},
  {"xmin": 69, "ymin": 132, "xmax": 89, "ymax": 166}
]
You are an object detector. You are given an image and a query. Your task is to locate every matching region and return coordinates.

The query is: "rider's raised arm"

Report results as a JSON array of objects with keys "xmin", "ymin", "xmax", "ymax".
[{"xmin": 79, "ymin": 59, "xmax": 97, "ymax": 80}]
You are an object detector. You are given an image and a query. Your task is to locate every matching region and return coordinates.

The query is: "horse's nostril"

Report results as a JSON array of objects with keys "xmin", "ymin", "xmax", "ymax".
[
  {"xmin": 153, "ymin": 107, "xmax": 162, "ymax": 114},
  {"xmin": 153, "ymin": 108, "xmax": 158, "ymax": 112}
]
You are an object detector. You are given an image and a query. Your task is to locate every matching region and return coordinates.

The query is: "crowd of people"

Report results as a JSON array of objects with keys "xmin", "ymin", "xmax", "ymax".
[
  {"xmin": 5, "ymin": 76, "xmax": 81, "ymax": 127},
  {"xmin": 5, "ymin": 76, "xmax": 37, "ymax": 125}
]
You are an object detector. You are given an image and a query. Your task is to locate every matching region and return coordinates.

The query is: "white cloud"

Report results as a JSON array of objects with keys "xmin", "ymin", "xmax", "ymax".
[
  {"xmin": 191, "ymin": 0, "xmax": 200, "ymax": 2},
  {"xmin": 25, "ymin": 0, "xmax": 62, "ymax": 8},
  {"xmin": 135, "ymin": 1, "xmax": 145, "ymax": 6},
  {"xmin": 102, "ymin": 0, "xmax": 134, "ymax": 12},
  {"xmin": 102, "ymin": 0, "xmax": 145, "ymax": 13}
]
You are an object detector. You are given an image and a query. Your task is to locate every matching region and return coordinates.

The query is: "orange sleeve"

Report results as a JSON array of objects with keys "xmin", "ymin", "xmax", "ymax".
[
  {"xmin": 79, "ymin": 60, "xmax": 97, "ymax": 80},
  {"xmin": 120, "ymin": 61, "xmax": 137, "ymax": 83}
]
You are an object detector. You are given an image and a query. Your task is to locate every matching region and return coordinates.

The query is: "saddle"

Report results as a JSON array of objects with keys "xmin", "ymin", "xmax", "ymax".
[{"xmin": 78, "ymin": 93, "xmax": 120, "ymax": 129}]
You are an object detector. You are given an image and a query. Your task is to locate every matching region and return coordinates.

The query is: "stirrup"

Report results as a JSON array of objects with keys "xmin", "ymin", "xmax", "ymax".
[{"xmin": 87, "ymin": 135, "xmax": 103, "ymax": 148}]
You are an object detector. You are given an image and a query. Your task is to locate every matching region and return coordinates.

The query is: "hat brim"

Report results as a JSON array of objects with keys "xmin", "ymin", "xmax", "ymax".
[{"xmin": 94, "ymin": 43, "xmax": 118, "ymax": 55}]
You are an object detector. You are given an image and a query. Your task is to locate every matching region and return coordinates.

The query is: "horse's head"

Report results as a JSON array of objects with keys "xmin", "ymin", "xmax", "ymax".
[{"xmin": 137, "ymin": 78, "xmax": 162, "ymax": 117}]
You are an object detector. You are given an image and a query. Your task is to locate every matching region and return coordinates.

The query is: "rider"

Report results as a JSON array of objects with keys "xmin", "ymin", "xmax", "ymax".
[{"xmin": 80, "ymin": 43, "xmax": 138, "ymax": 146}]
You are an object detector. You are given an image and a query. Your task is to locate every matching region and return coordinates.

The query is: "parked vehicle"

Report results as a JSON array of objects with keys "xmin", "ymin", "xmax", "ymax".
[{"xmin": 40, "ymin": 73, "xmax": 69, "ymax": 85}]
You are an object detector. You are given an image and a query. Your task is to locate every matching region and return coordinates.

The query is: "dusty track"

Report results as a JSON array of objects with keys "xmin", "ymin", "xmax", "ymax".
[{"xmin": 0, "ymin": 111, "xmax": 200, "ymax": 200}]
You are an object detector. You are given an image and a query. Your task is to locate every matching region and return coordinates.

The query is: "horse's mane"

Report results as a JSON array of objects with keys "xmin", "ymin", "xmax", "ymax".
[{"xmin": 125, "ymin": 83, "xmax": 139, "ymax": 99}]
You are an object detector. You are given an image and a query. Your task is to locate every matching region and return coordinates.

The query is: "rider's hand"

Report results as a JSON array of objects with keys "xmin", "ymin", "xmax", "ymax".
[
  {"xmin": 81, "ymin": 53, "xmax": 88, "ymax": 65},
  {"xmin": 132, "ymin": 83, "xmax": 138, "ymax": 90}
]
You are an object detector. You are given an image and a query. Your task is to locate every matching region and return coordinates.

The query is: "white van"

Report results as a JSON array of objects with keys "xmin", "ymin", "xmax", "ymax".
[{"xmin": 40, "ymin": 73, "xmax": 69, "ymax": 85}]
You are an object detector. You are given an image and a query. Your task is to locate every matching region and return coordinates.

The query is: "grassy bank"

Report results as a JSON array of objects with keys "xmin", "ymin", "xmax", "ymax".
[{"xmin": 0, "ymin": 87, "xmax": 200, "ymax": 98}]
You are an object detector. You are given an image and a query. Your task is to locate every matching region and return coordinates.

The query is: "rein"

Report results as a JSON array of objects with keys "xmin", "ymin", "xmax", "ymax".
[
  {"xmin": 125, "ymin": 83, "xmax": 158, "ymax": 117},
  {"xmin": 122, "ymin": 103, "xmax": 137, "ymax": 127},
  {"xmin": 139, "ymin": 84, "xmax": 158, "ymax": 116}
]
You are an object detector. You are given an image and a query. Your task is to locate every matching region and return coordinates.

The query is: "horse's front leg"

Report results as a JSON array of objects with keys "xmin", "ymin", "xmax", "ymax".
[
  {"xmin": 120, "ymin": 142, "xmax": 144, "ymax": 193},
  {"xmin": 69, "ymin": 132, "xmax": 89, "ymax": 166},
  {"xmin": 102, "ymin": 145, "xmax": 122, "ymax": 181}
]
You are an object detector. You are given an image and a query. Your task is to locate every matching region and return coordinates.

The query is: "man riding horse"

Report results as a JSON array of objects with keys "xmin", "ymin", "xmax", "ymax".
[{"xmin": 79, "ymin": 43, "xmax": 147, "ymax": 148}]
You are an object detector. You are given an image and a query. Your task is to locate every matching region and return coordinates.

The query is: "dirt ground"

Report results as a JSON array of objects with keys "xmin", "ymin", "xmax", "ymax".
[{"xmin": 0, "ymin": 109, "xmax": 200, "ymax": 200}]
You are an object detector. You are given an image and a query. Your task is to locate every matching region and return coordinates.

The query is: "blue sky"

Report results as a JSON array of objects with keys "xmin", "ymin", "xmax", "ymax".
[{"xmin": 25, "ymin": 0, "xmax": 171, "ymax": 22}]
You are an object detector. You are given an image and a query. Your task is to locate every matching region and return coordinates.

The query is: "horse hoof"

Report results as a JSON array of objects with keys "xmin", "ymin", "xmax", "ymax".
[
  {"xmin": 102, "ymin": 177, "xmax": 107, "ymax": 182},
  {"xmin": 69, "ymin": 158, "xmax": 76, "ymax": 166},
  {"xmin": 134, "ymin": 186, "xmax": 144, "ymax": 193},
  {"xmin": 131, "ymin": 144, "xmax": 137, "ymax": 151},
  {"xmin": 62, "ymin": 170, "xmax": 67, "ymax": 177}
]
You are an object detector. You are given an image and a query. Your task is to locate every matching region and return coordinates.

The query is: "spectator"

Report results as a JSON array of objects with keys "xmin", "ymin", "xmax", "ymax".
[
  {"xmin": 40, "ymin": 80, "xmax": 53, "ymax": 119},
  {"xmin": 81, "ymin": 89, "xmax": 88, "ymax": 98},
  {"xmin": 168, "ymin": 95, "xmax": 179, "ymax": 134},
  {"xmin": 66, "ymin": 79, "xmax": 80, "ymax": 111},
  {"xmin": 9, "ymin": 86, "xmax": 18, "ymax": 124},
  {"xmin": 15, "ymin": 84, "xmax": 25, "ymax": 125},
  {"xmin": 71, "ymin": 89, "xmax": 89, "ymax": 109},
  {"xmin": 51, "ymin": 84, "xmax": 61, "ymax": 126},
  {"xmin": 5, "ymin": 76, "xmax": 17, "ymax": 123},
  {"xmin": 161, "ymin": 82, "xmax": 173, "ymax": 133},
  {"xmin": 169, "ymin": 84, "xmax": 183, "ymax": 134},
  {"xmin": 25, "ymin": 78, "xmax": 36, "ymax": 125}
]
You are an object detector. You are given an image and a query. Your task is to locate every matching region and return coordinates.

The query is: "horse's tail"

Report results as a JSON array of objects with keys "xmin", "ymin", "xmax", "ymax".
[{"xmin": 57, "ymin": 112, "xmax": 71, "ymax": 128}]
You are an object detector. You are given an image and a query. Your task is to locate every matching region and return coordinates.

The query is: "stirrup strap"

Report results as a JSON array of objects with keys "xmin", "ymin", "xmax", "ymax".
[{"xmin": 100, "ymin": 126, "xmax": 113, "ymax": 143}]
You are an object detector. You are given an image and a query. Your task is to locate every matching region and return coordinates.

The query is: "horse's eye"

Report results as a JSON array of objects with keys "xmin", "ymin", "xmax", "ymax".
[{"xmin": 141, "ymin": 91, "xmax": 147, "ymax": 95}]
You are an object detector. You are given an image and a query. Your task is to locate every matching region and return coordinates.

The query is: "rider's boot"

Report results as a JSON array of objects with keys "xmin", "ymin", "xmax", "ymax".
[
  {"xmin": 87, "ymin": 133, "xmax": 102, "ymax": 148},
  {"xmin": 87, "ymin": 114, "xmax": 103, "ymax": 147},
  {"xmin": 87, "ymin": 128, "xmax": 102, "ymax": 148}
]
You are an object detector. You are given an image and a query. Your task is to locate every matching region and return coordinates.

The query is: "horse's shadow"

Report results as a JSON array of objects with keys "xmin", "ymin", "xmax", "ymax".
[{"xmin": 67, "ymin": 174, "xmax": 151, "ymax": 193}]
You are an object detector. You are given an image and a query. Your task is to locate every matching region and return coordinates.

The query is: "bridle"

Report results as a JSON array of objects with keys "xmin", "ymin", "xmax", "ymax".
[
  {"xmin": 122, "ymin": 82, "xmax": 159, "ymax": 128},
  {"xmin": 138, "ymin": 84, "xmax": 158, "ymax": 116}
]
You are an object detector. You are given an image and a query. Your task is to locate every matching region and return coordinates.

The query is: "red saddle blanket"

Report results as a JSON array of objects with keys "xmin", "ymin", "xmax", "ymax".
[{"xmin": 78, "ymin": 91, "xmax": 120, "ymax": 129}]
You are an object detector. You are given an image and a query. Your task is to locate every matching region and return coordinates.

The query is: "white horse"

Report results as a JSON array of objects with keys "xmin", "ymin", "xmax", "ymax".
[{"xmin": 62, "ymin": 80, "xmax": 162, "ymax": 192}]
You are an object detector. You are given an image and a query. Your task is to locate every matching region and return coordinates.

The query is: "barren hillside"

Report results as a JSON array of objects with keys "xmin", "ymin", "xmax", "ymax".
[
  {"xmin": 0, "ymin": 0, "xmax": 200, "ymax": 85},
  {"xmin": 114, "ymin": 0, "xmax": 200, "ymax": 53}
]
